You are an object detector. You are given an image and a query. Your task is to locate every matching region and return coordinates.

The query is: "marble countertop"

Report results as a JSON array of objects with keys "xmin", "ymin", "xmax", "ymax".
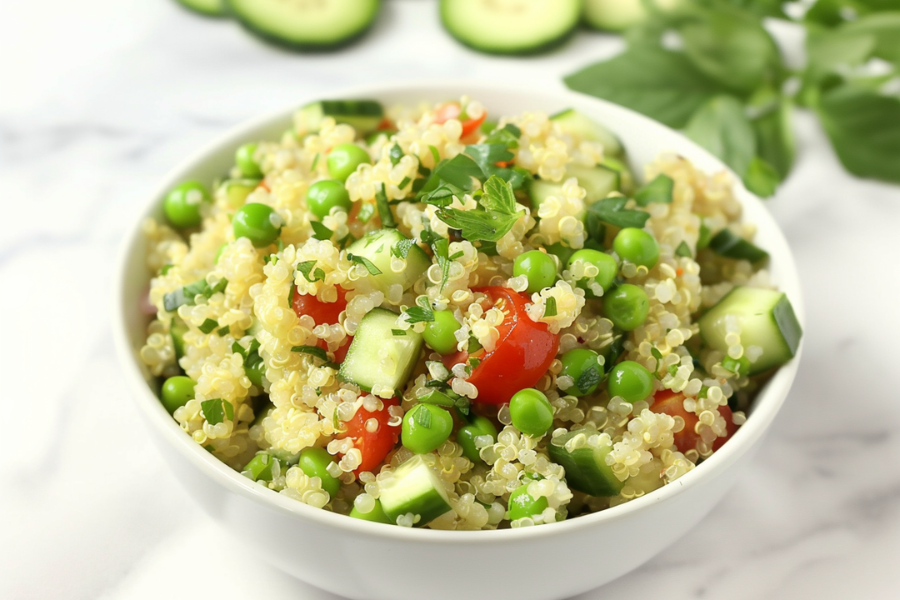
[{"xmin": 2, "ymin": 1, "xmax": 900, "ymax": 598}]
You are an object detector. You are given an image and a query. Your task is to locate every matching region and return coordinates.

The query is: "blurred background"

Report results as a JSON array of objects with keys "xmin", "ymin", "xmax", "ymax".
[{"xmin": 1, "ymin": 0, "xmax": 899, "ymax": 599}]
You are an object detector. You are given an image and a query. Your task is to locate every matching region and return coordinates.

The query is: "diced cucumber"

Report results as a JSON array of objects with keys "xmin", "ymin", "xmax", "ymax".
[
  {"xmin": 709, "ymin": 229, "xmax": 770, "ymax": 264},
  {"xmin": 350, "ymin": 499, "xmax": 392, "ymax": 524},
  {"xmin": 699, "ymin": 286, "xmax": 802, "ymax": 375},
  {"xmin": 379, "ymin": 455, "xmax": 452, "ymax": 526},
  {"xmin": 550, "ymin": 109, "xmax": 624, "ymax": 157},
  {"xmin": 226, "ymin": 0, "xmax": 380, "ymax": 51},
  {"xmin": 339, "ymin": 308, "xmax": 423, "ymax": 395},
  {"xmin": 548, "ymin": 428, "xmax": 624, "ymax": 497},
  {"xmin": 440, "ymin": 0, "xmax": 580, "ymax": 56},
  {"xmin": 601, "ymin": 156, "xmax": 635, "ymax": 195},
  {"xmin": 174, "ymin": 0, "xmax": 225, "ymax": 17},
  {"xmin": 528, "ymin": 164, "xmax": 621, "ymax": 211},
  {"xmin": 219, "ymin": 179, "xmax": 259, "ymax": 209},
  {"xmin": 346, "ymin": 229, "xmax": 430, "ymax": 295},
  {"xmin": 297, "ymin": 99, "xmax": 385, "ymax": 135}
]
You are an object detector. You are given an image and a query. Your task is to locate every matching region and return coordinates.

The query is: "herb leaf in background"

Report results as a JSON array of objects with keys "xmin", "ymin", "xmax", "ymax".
[{"xmin": 750, "ymin": 91, "xmax": 796, "ymax": 180}]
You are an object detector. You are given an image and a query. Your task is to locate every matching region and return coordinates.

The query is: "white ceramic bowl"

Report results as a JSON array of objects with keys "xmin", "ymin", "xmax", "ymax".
[{"xmin": 113, "ymin": 80, "xmax": 803, "ymax": 600}]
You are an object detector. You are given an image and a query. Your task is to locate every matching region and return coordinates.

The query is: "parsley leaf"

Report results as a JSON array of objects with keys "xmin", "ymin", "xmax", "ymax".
[
  {"xmin": 421, "ymin": 230, "xmax": 453, "ymax": 291},
  {"xmin": 296, "ymin": 260, "xmax": 325, "ymax": 283},
  {"xmin": 375, "ymin": 183, "xmax": 396, "ymax": 228},
  {"xmin": 684, "ymin": 96, "xmax": 757, "ymax": 187},
  {"xmin": 357, "ymin": 202, "xmax": 376, "ymax": 224},
  {"xmin": 347, "ymin": 253, "xmax": 383, "ymax": 276},
  {"xmin": 634, "ymin": 174, "xmax": 674, "ymax": 206},
  {"xmin": 417, "ymin": 154, "xmax": 483, "ymax": 199},
  {"xmin": 585, "ymin": 196, "xmax": 650, "ymax": 229},
  {"xmin": 311, "ymin": 221, "xmax": 333, "ymax": 241},
  {"xmin": 436, "ymin": 176, "xmax": 521, "ymax": 242},
  {"xmin": 464, "ymin": 144, "xmax": 528, "ymax": 189},
  {"xmin": 575, "ymin": 363, "xmax": 602, "ymax": 395},
  {"xmin": 483, "ymin": 123, "xmax": 521, "ymax": 148},
  {"xmin": 675, "ymin": 241, "xmax": 693, "ymax": 258},
  {"xmin": 201, "ymin": 399, "xmax": 234, "ymax": 425},
  {"xmin": 405, "ymin": 297, "xmax": 435, "ymax": 324},
  {"xmin": 391, "ymin": 329, "xmax": 406, "ymax": 336},
  {"xmin": 163, "ymin": 278, "xmax": 228, "ymax": 313},
  {"xmin": 291, "ymin": 345, "xmax": 329, "ymax": 362}
]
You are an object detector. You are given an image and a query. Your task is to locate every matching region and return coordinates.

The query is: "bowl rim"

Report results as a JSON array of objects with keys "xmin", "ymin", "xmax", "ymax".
[{"xmin": 113, "ymin": 78, "xmax": 804, "ymax": 544}]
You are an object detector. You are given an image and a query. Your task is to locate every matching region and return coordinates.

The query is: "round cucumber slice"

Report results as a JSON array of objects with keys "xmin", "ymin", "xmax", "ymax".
[
  {"xmin": 226, "ymin": 0, "xmax": 380, "ymax": 51},
  {"xmin": 440, "ymin": 0, "xmax": 580, "ymax": 56},
  {"xmin": 174, "ymin": 0, "xmax": 226, "ymax": 17},
  {"xmin": 583, "ymin": 0, "xmax": 687, "ymax": 32}
]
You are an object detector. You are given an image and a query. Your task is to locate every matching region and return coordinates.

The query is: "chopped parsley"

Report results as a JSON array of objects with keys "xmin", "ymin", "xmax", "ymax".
[
  {"xmin": 675, "ymin": 241, "xmax": 693, "ymax": 258},
  {"xmin": 163, "ymin": 278, "xmax": 228, "ymax": 313},
  {"xmin": 201, "ymin": 398, "xmax": 233, "ymax": 425},
  {"xmin": 436, "ymin": 175, "xmax": 520, "ymax": 242},
  {"xmin": 311, "ymin": 220, "xmax": 333, "ymax": 241},
  {"xmin": 585, "ymin": 196, "xmax": 650, "ymax": 229},
  {"xmin": 357, "ymin": 202, "xmax": 376, "ymax": 224},
  {"xmin": 199, "ymin": 319, "xmax": 219, "ymax": 334},
  {"xmin": 391, "ymin": 237, "xmax": 416, "ymax": 259},
  {"xmin": 575, "ymin": 363, "xmax": 602, "ymax": 395},
  {"xmin": 634, "ymin": 174, "xmax": 674, "ymax": 206},
  {"xmin": 543, "ymin": 296, "xmax": 558, "ymax": 318},
  {"xmin": 463, "ymin": 144, "xmax": 529, "ymax": 189},
  {"xmin": 291, "ymin": 345, "xmax": 329, "ymax": 362},
  {"xmin": 404, "ymin": 296, "xmax": 435, "ymax": 324},
  {"xmin": 391, "ymin": 329, "xmax": 406, "ymax": 336},
  {"xmin": 296, "ymin": 260, "xmax": 326, "ymax": 283},
  {"xmin": 347, "ymin": 253, "xmax": 383, "ymax": 276},
  {"xmin": 389, "ymin": 143, "xmax": 404, "ymax": 166},
  {"xmin": 412, "ymin": 404, "xmax": 432, "ymax": 428},
  {"xmin": 375, "ymin": 183, "xmax": 396, "ymax": 228},
  {"xmin": 483, "ymin": 123, "xmax": 521, "ymax": 148}
]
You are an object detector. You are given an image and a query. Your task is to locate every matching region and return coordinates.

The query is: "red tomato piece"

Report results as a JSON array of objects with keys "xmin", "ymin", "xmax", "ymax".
[
  {"xmin": 291, "ymin": 286, "xmax": 347, "ymax": 327},
  {"xmin": 649, "ymin": 390, "xmax": 739, "ymax": 454},
  {"xmin": 339, "ymin": 397, "xmax": 401, "ymax": 475},
  {"xmin": 432, "ymin": 101, "xmax": 487, "ymax": 140},
  {"xmin": 466, "ymin": 287, "xmax": 559, "ymax": 405}
]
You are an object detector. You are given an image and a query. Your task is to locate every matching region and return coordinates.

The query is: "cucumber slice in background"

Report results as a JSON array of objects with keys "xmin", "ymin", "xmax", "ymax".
[
  {"xmin": 379, "ymin": 456, "xmax": 453, "ymax": 526},
  {"xmin": 226, "ymin": 0, "xmax": 380, "ymax": 51},
  {"xmin": 174, "ymin": 0, "xmax": 226, "ymax": 17},
  {"xmin": 583, "ymin": 0, "xmax": 687, "ymax": 32},
  {"xmin": 297, "ymin": 100, "xmax": 385, "ymax": 136},
  {"xmin": 440, "ymin": 0, "xmax": 581, "ymax": 56},
  {"xmin": 699, "ymin": 286, "xmax": 802, "ymax": 375}
]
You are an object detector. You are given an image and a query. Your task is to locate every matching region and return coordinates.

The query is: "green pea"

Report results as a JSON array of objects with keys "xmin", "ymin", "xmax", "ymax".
[
  {"xmin": 245, "ymin": 351, "xmax": 266, "ymax": 387},
  {"xmin": 613, "ymin": 228, "xmax": 659, "ymax": 268},
  {"xmin": 235, "ymin": 143, "xmax": 263, "ymax": 178},
  {"xmin": 423, "ymin": 310, "xmax": 462, "ymax": 355},
  {"xmin": 298, "ymin": 447, "xmax": 341, "ymax": 498},
  {"xmin": 233, "ymin": 203, "xmax": 282, "ymax": 248},
  {"xmin": 170, "ymin": 319, "xmax": 188, "ymax": 360},
  {"xmin": 164, "ymin": 181, "xmax": 210, "ymax": 228},
  {"xmin": 350, "ymin": 499, "xmax": 393, "ymax": 524},
  {"xmin": 244, "ymin": 453, "xmax": 276, "ymax": 482},
  {"xmin": 567, "ymin": 249, "xmax": 618, "ymax": 297},
  {"xmin": 402, "ymin": 404, "xmax": 453, "ymax": 454},
  {"xmin": 507, "ymin": 484, "xmax": 549, "ymax": 521},
  {"xmin": 513, "ymin": 251, "xmax": 558, "ymax": 294},
  {"xmin": 608, "ymin": 361, "xmax": 655, "ymax": 403},
  {"xmin": 457, "ymin": 416, "xmax": 498, "ymax": 463},
  {"xmin": 558, "ymin": 349, "xmax": 603, "ymax": 397},
  {"xmin": 603, "ymin": 284, "xmax": 649, "ymax": 331},
  {"xmin": 327, "ymin": 144, "xmax": 370, "ymax": 182},
  {"xmin": 545, "ymin": 242, "xmax": 574, "ymax": 267},
  {"xmin": 509, "ymin": 388, "xmax": 554, "ymax": 437},
  {"xmin": 307, "ymin": 179, "xmax": 352, "ymax": 219},
  {"xmin": 160, "ymin": 376, "xmax": 195, "ymax": 414}
]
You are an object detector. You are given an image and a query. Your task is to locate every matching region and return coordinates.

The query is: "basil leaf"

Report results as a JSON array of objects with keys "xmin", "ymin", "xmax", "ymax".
[
  {"xmin": 201, "ymin": 399, "xmax": 233, "ymax": 425},
  {"xmin": 311, "ymin": 221, "xmax": 333, "ymax": 241},
  {"xmin": 564, "ymin": 45, "xmax": 726, "ymax": 128},
  {"xmin": 684, "ymin": 95, "xmax": 756, "ymax": 181},
  {"xmin": 634, "ymin": 174, "xmax": 674, "ymax": 206},
  {"xmin": 585, "ymin": 196, "xmax": 650, "ymax": 229},
  {"xmin": 291, "ymin": 345, "xmax": 329, "ymax": 362},
  {"xmin": 816, "ymin": 84, "xmax": 900, "ymax": 183},
  {"xmin": 347, "ymin": 253, "xmax": 383, "ymax": 275},
  {"xmin": 375, "ymin": 183, "xmax": 396, "ymax": 228}
]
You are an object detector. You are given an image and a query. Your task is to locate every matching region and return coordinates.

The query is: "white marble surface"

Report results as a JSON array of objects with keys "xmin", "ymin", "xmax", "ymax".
[{"xmin": 2, "ymin": 1, "xmax": 900, "ymax": 598}]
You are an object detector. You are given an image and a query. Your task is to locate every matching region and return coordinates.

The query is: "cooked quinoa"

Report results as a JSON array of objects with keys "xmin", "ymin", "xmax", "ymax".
[{"xmin": 140, "ymin": 96, "xmax": 802, "ymax": 529}]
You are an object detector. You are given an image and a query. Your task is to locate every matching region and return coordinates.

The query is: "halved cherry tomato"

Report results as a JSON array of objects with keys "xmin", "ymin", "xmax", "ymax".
[
  {"xmin": 465, "ymin": 287, "xmax": 559, "ymax": 405},
  {"xmin": 649, "ymin": 390, "xmax": 738, "ymax": 454},
  {"xmin": 339, "ymin": 397, "xmax": 401, "ymax": 475},
  {"xmin": 433, "ymin": 101, "xmax": 487, "ymax": 140},
  {"xmin": 291, "ymin": 285, "xmax": 347, "ymax": 326}
]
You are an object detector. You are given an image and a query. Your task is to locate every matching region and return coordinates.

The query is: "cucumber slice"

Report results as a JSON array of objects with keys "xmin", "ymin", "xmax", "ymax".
[
  {"xmin": 551, "ymin": 109, "xmax": 624, "ymax": 157},
  {"xmin": 583, "ymin": 0, "xmax": 686, "ymax": 32},
  {"xmin": 174, "ymin": 0, "xmax": 226, "ymax": 17},
  {"xmin": 709, "ymin": 229, "xmax": 770, "ymax": 264},
  {"xmin": 379, "ymin": 455, "xmax": 452, "ymax": 526},
  {"xmin": 601, "ymin": 156, "xmax": 635, "ymax": 195},
  {"xmin": 339, "ymin": 308, "xmax": 423, "ymax": 395},
  {"xmin": 440, "ymin": 0, "xmax": 580, "ymax": 56},
  {"xmin": 346, "ymin": 229, "xmax": 430, "ymax": 295},
  {"xmin": 548, "ymin": 428, "xmax": 624, "ymax": 497},
  {"xmin": 297, "ymin": 100, "xmax": 385, "ymax": 136},
  {"xmin": 699, "ymin": 286, "xmax": 802, "ymax": 375},
  {"xmin": 226, "ymin": 0, "xmax": 380, "ymax": 51},
  {"xmin": 528, "ymin": 164, "xmax": 621, "ymax": 210},
  {"xmin": 219, "ymin": 179, "xmax": 259, "ymax": 209}
]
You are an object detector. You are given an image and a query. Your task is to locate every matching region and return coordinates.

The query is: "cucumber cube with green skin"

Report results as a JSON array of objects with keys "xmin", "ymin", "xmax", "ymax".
[
  {"xmin": 219, "ymin": 179, "xmax": 260, "ymax": 209},
  {"xmin": 338, "ymin": 308, "xmax": 423, "ymax": 395},
  {"xmin": 550, "ymin": 108, "xmax": 624, "ymax": 156},
  {"xmin": 548, "ymin": 428, "xmax": 624, "ymax": 497},
  {"xmin": 297, "ymin": 99, "xmax": 384, "ymax": 135},
  {"xmin": 528, "ymin": 164, "xmax": 621, "ymax": 212},
  {"xmin": 379, "ymin": 455, "xmax": 453, "ymax": 526},
  {"xmin": 346, "ymin": 229, "xmax": 431, "ymax": 295},
  {"xmin": 699, "ymin": 286, "xmax": 802, "ymax": 375}
]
